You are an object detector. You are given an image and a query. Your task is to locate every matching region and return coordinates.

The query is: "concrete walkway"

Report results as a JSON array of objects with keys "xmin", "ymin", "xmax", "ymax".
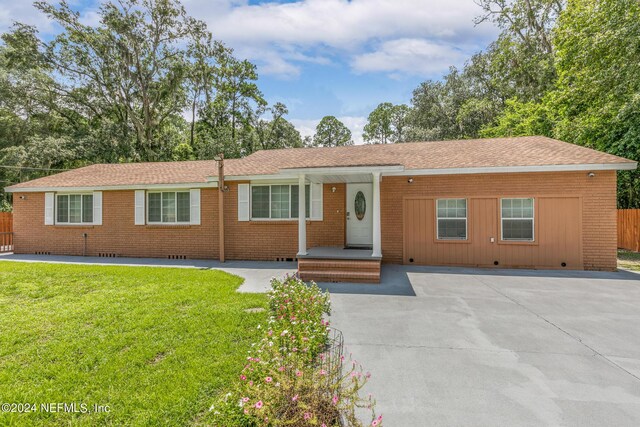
[{"xmin": 0, "ymin": 253, "xmax": 296, "ymax": 292}]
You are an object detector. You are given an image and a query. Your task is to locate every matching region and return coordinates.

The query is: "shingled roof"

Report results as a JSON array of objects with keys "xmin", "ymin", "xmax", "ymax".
[{"xmin": 6, "ymin": 136, "xmax": 636, "ymax": 191}]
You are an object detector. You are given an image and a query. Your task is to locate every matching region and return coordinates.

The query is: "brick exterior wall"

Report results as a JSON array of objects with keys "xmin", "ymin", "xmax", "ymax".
[
  {"xmin": 223, "ymin": 182, "xmax": 346, "ymax": 261},
  {"xmin": 12, "ymin": 190, "xmax": 219, "ymax": 259},
  {"xmin": 12, "ymin": 171, "xmax": 617, "ymax": 270},
  {"xmin": 380, "ymin": 171, "xmax": 617, "ymax": 270},
  {"xmin": 12, "ymin": 183, "xmax": 346, "ymax": 261}
]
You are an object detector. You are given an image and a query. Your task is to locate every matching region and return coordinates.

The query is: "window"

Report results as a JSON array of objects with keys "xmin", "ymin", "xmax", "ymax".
[
  {"xmin": 436, "ymin": 199, "xmax": 467, "ymax": 240},
  {"xmin": 251, "ymin": 184, "xmax": 311, "ymax": 220},
  {"xmin": 501, "ymin": 198, "xmax": 534, "ymax": 241},
  {"xmin": 147, "ymin": 191, "xmax": 190, "ymax": 223},
  {"xmin": 56, "ymin": 194, "xmax": 93, "ymax": 224}
]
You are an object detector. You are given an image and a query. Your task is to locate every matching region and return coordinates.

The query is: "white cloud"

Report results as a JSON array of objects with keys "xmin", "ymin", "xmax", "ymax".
[
  {"xmin": 0, "ymin": 2, "xmax": 53, "ymax": 34},
  {"xmin": 291, "ymin": 115, "xmax": 367, "ymax": 145},
  {"xmin": 352, "ymin": 38, "xmax": 469, "ymax": 76},
  {"xmin": 203, "ymin": 0, "xmax": 492, "ymax": 48},
  {"xmin": 0, "ymin": 0, "xmax": 497, "ymax": 79},
  {"xmin": 183, "ymin": 0, "xmax": 498, "ymax": 78}
]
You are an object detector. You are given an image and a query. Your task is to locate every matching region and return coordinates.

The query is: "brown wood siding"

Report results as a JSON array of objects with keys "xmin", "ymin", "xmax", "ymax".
[
  {"xmin": 0, "ymin": 212, "xmax": 12, "ymax": 252},
  {"xmin": 403, "ymin": 196, "xmax": 583, "ymax": 269},
  {"xmin": 617, "ymin": 209, "xmax": 640, "ymax": 252}
]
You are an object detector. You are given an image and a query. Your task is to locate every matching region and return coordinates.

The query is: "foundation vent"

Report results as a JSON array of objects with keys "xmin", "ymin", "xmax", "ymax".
[
  {"xmin": 34, "ymin": 251, "xmax": 51, "ymax": 255},
  {"xmin": 167, "ymin": 255, "xmax": 187, "ymax": 260},
  {"xmin": 98, "ymin": 253, "xmax": 119, "ymax": 258}
]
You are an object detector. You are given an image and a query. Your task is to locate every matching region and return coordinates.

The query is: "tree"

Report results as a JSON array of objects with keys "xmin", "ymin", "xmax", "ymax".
[
  {"xmin": 549, "ymin": 0, "xmax": 640, "ymax": 207},
  {"xmin": 24, "ymin": 0, "xmax": 218, "ymax": 161},
  {"xmin": 404, "ymin": 0, "xmax": 565, "ymax": 142},
  {"xmin": 480, "ymin": 97, "xmax": 554, "ymax": 138},
  {"xmin": 244, "ymin": 103, "xmax": 303, "ymax": 153},
  {"xmin": 481, "ymin": 0, "xmax": 640, "ymax": 207},
  {"xmin": 363, "ymin": 103, "xmax": 409, "ymax": 144},
  {"xmin": 474, "ymin": 0, "xmax": 564, "ymax": 100},
  {"xmin": 312, "ymin": 116, "xmax": 353, "ymax": 147}
]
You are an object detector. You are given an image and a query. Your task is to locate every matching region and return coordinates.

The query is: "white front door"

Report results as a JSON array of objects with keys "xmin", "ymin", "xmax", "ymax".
[{"xmin": 346, "ymin": 183, "xmax": 373, "ymax": 247}]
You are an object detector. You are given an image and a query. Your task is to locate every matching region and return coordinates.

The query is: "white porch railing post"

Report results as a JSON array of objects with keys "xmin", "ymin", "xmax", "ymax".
[
  {"xmin": 372, "ymin": 171, "xmax": 382, "ymax": 258},
  {"xmin": 297, "ymin": 174, "xmax": 307, "ymax": 256}
]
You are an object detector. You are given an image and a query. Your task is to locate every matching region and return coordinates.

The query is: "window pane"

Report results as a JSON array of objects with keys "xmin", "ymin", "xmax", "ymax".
[
  {"xmin": 437, "ymin": 199, "xmax": 466, "ymax": 219},
  {"xmin": 82, "ymin": 195, "xmax": 93, "ymax": 223},
  {"xmin": 57, "ymin": 195, "xmax": 68, "ymax": 223},
  {"xmin": 502, "ymin": 198, "xmax": 533, "ymax": 219},
  {"xmin": 162, "ymin": 192, "xmax": 176, "ymax": 222},
  {"xmin": 291, "ymin": 185, "xmax": 299, "ymax": 218},
  {"xmin": 251, "ymin": 186, "xmax": 270, "ymax": 218},
  {"xmin": 270, "ymin": 185, "xmax": 290, "ymax": 219},
  {"xmin": 522, "ymin": 199, "xmax": 534, "ymax": 217},
  {"xmin": 177, "ymin": 192, "xmax": 190, "ymax": 222},
  {"xmin": 438, "ymin": 219, "xmax": 467, "ymax": 239},
  {"xmin": 69, "ymin": 195, "xmax": 82, "ymax": 223},
  {"xmin": 503, "ymin": 219, "xmax": 533, "ymax": 240},
  {"xmin": 148, "ymin": 193, "xmax": 161, "ymax": 222},
  {"xmin": 291, "ymin": 185, "xmax": 311, "ymax": 219}
]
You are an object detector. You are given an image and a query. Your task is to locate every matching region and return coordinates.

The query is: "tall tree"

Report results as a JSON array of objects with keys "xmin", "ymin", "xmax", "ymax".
[
  {"xmin": 405, "ymin": 0, "xmax": 565, "ymax": 141},
  {"xmin": 482, "ymin": 0, "xmax": 640, "ymax": 207},
  {"xmin": 474, "ymin": 0, "xmax": 564, "ymax": 100},
  {"xmin": 27, "ymin": 0, "xmax": 215, "ymax": 161},
  {"xmin": 245, "ymin": 102, "xmax": 303, "ymax": 153},
  {"xmin": 194, "ymin": 52, "xmax": 266, "ymax": 159},
  {"xmin": 363, "ymin": 103, "xmax": 409, "ymax": 144},
  {"xmin": 312, "ymin": 116, "xmax": 353, "ymax": 147},
  {"xmin": 550, "ymin": 0, "xmax": 640, "ymax": 207}
]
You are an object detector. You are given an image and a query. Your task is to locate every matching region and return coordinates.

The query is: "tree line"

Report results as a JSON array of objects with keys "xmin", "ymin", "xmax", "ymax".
[{"xmin": 1, "ymin": 0, "xmax": 639, "ymax": 208}]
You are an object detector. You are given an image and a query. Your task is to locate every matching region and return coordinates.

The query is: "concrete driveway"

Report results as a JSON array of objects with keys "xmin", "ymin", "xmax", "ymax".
[{"xmin": 324, "ymin": 265, "xmax": 640, "ymax": 427}]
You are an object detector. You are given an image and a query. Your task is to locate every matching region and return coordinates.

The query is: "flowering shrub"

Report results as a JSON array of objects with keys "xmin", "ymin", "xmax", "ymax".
[{"xmin": 209, "ymin": 276, "xmax": 382, "ymax": 427}]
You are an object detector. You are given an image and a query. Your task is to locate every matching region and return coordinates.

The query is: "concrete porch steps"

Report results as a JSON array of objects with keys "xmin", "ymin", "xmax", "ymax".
[{"xmin": 298, "ymin": 258, "xmax": 381, "ymax": 283}]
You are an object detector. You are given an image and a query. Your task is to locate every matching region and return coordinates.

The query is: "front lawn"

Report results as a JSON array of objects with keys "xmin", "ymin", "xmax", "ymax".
[
  {"xmin": 618, "ymin": 249, "xmax": 640, "ymax": 271},
  {"xmin": 0, "ymin": 262, "xmax": 268, "ymax": 426}
]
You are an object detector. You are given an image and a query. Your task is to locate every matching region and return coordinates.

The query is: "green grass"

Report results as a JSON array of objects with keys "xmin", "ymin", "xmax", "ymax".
[
  {"xmin": 618, "ymin": 249, "xmax": 640, "ymax": 271},
  {"xmin": 0, "ymin": 262, "xmax": 269, "ymax": 426}
]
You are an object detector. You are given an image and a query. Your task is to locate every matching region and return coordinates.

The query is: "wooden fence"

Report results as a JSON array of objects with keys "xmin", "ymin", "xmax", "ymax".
[
  {"xmin": 618, "ymin": 209, "xmax": 640, "ymax": 252},
  {"xmin": 0, "ymin": 212, "xmax": 12, "ymax": 253}
]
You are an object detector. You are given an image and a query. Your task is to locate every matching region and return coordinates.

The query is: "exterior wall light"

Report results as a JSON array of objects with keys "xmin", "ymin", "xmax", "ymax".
[
  {"xmin": 588, "ymin": 172, "xmax": 596, "ymax": 178},
  {"xmin": 331, "ymin": 186, "xmax": 337, "ymax": 193},
  {"xmin": 408, "ymin": 178, "xmax": 414, "ymax": 183}
]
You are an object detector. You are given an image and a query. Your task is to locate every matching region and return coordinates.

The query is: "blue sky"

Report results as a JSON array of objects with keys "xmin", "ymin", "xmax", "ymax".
[{"xmin": 0, "ymin": 0, "xmax": 499, "ymax": 143}]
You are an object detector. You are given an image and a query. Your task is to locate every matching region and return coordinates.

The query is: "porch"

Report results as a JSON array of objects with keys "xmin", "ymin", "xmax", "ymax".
[{"xmin": 290, "ymin": 166, "xmax": 397, "ymax": 284}]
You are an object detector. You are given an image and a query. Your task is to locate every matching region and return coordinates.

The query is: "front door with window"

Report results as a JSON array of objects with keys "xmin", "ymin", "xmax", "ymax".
[{"xmin": 346, "ymin": 183, "xmax": 373, "ymax": 247}]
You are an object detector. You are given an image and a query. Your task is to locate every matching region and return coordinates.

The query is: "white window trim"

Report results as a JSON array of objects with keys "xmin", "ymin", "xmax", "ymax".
[
  {"xmin": 500, "ymin": 198, "xmax": 535, "ymax": 242},
  {"xmin": 55, "ymin": 192, "xmax": 96, "ymax": 225},
  {"xmin": 146, "ymin": 190, "xmax": 192, "ymax": 225},
  {"xmin": 249, "ymin": 184, "xmax": 315, "ymax": 221},
  {"xmin": 436, "ymin": 198, "xmax": 468, "ymax": 241}
]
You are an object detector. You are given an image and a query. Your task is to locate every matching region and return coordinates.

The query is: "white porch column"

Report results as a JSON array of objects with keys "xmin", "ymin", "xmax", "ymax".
[
  {"xmin": 372, "ymin": 171, "xmax": 382, "ymax": 258},
  {"xmin": 297, "ymin": 174, "xmax": 307, "ymax": 256}
]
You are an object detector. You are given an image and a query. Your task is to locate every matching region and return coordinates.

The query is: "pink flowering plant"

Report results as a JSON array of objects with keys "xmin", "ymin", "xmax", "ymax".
[{"xmin": 209, "ymin": 276, "xmax": 382, "ymax": 426}]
